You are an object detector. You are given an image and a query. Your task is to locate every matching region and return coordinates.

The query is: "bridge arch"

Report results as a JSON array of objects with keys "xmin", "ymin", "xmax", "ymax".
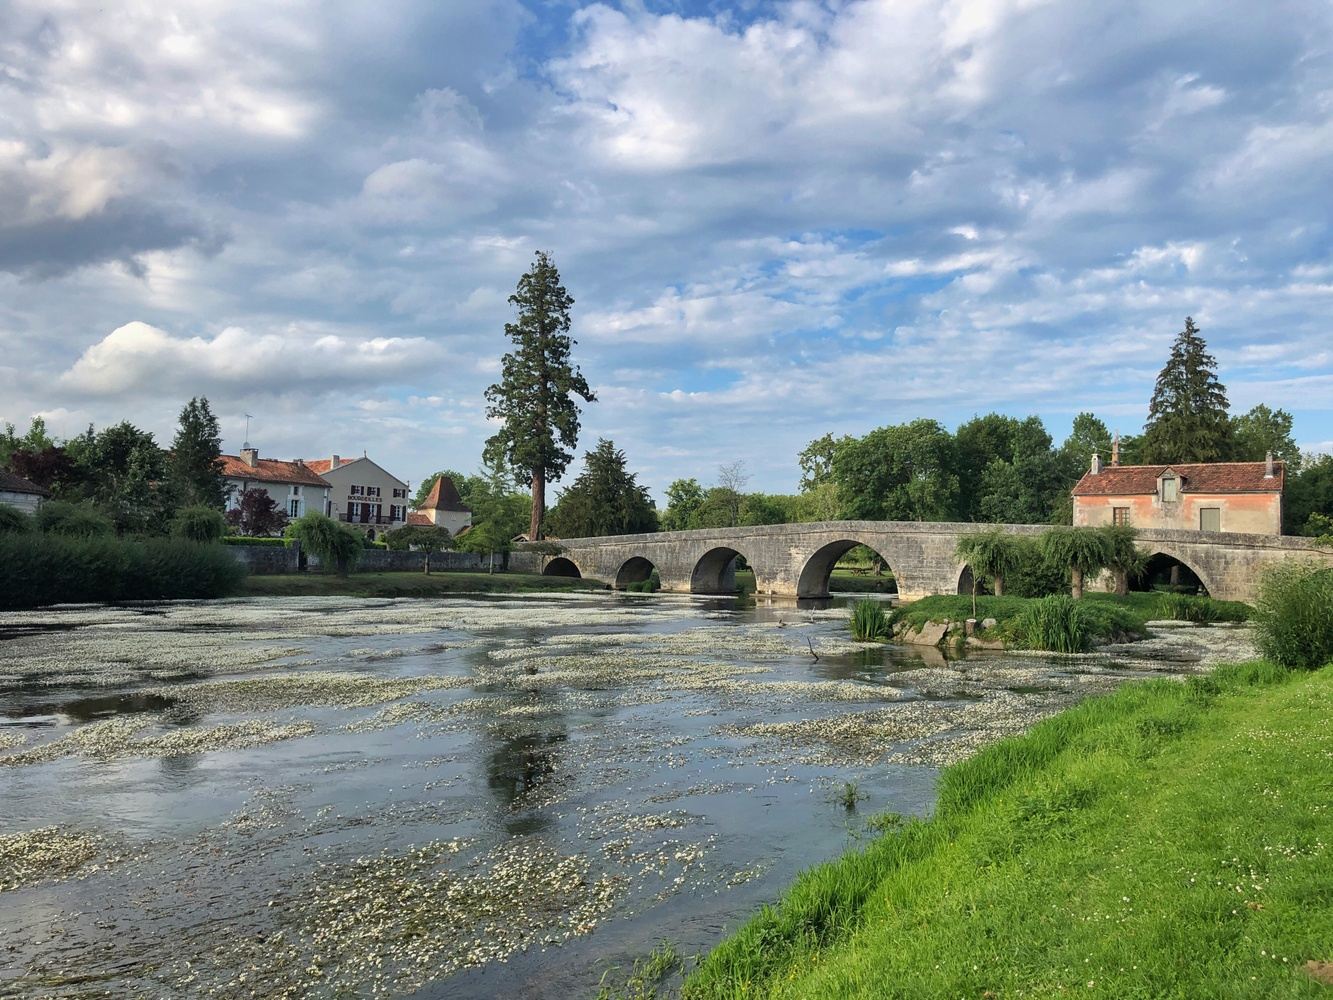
[
  {"xmin": 691, "ymin": 546, "xmax": 747, "ymax": 594},
  {"xmin": 542, "ymin": 557, "xmax": 582, "ymax": 578},
  {"xmin": 614, "ymin": 556, "xmax": 658, "ymax": 590},
  {"xmin": 797, "ymin": 539, "xmax": 905, "ymax": 600},
  {"xmin": 1134, "ymin": 547, "xmax": 1218, "ymax": 596}
]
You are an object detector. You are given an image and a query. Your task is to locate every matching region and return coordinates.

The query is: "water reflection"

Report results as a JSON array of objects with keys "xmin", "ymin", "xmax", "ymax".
[{"xmin": 484, "ymin": 727, "xmax": 568, "ymax": 835}]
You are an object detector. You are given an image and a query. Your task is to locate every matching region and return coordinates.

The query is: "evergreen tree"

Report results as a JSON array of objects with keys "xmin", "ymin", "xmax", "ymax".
[
  {"xmin": 484, "ymin": 251, "xmax": 596, "ymax": 540},
  {"xmin": 546, "ymin": 439, "xmax": 657, "ymax": 538},
  {"xmin": 170, "ymin": 397, "xmax": 227, "ymax": 509},
  {"xmin": 1140, "ymin": 318, "xmax": 1234, "ymax": 464}
]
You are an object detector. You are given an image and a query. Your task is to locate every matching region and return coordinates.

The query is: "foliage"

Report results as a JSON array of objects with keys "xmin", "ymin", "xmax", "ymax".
[
  {"xmin": 1040, "ymin": 526, "xmax": 1112, "ymax": 599},
  {"xmin": 1283, "ymin": 452, "xmax": 1333, "ymax": 535},
  {"xmin": 169, "ymin": 397, "xmax": 227, "ymax": 509},
  {"xmin": 0, "ymin": 506, "xmax": 33, "ymax": 534},
  {"xmin": 411, "ymin": 469, "xmax": 491, "ymax": 511},
  {"xmin": 595, "ymin": 941, "xmax": 681, "ymax": 1000},
  {"xmin": 957, "ymin": 415, "xmax": 1062, "ymax": 524},
  {"xmin": 7, "ymin": 445, "xmax": 78, "ymax": 495},
  {"xmin": 286, "ymin": 512, "xmax": 362, "ymax": 576},
  {"xmin": 242, "ymin": 570, "xmax": 601, "ymax": 598},
  {"xmin": 1003, "ymin": 536, "xmax": 1068, "ymax": 598},
  {"xmin": 1140, "ymin": 317, "xmax": 1234, "ymax": 464},
  {"xmin": 385, "ymin": 523, "xmax": 454, "ymax": 573},
  {"xmin": 35, "ymin": 499, "xmax": 114, "ymax": 538},
  {"xmin": 1154, "ymin": 592, "xmax": 1250, "ymax": 624},
  {"xmin": 849, "ymin": 599, "xmax": 890, "ymax": 641},
  {"xmin": 1230, "ymin": 404, "xmax": 1301, "ymax": 471},
  {"xmin": 0, "ymin": 534, "xmax": 246, "ymax": 608},
  {"xmin": 661, "ymin": 478, "xmax": 706, "ymax": 531},
  {"xmin": 954, "ymin": 529, "xmax": 1025, "ymax": 600},
  {"xmin": 484, "ymin": 250, "xmax": 596, "ymax": 539},
  {"xmin": 834, "ymin": 781, "xmax": 867, "ymax": 811},
  {"xmin": 456, "ymin": 462, "xmax": 532, "ymax": 569},
  {"xmin": 220, "ymin": 536, "xmax": 293, "ymax": 547},
  {"xmin": 0, "ymin": 417, "xmax": 55, "ymax": 468},
  {"xmin": 225, "ymin": 488, "xmax": 289, "ymax": 537},
  {"xmin": 831, "ymin": 419, "xmax": 959, "ymax": 521},
  {"xmin": 170, "ymin": 505, "xmax": 227, "ymax": 543},
  {"xmin": 684, "ymin": 662, "xmax": 1320, "ymax": 1000},
  {"xmin": 65, "ymin": 421, "xmax": 176, "ymax": 534},
  {"xmin": 1252, "ymin": 563, "xmax": 1333, "ymax": 669},
  {"xmin": 1010, "ymin": 594, "xmax": 1092, "ymax": 653},
  {"xmin": 890, "ymin": 593, "xmax": 1152, "ymax": 644},
  {"xmin": 546, "ymin": 439, "xmax": 658, "ymax": 538},
  {"xmin": 1098, "ymin": 524, "xmax": 1141, "ymax": 596},
  {"xmin": 798, "ymin": 433, "xmax": 852, "ymax": 492}
]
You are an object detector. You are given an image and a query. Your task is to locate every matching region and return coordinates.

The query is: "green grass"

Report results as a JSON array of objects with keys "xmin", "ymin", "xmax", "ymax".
[
  {"xmin": 890, "ymin": 592, "xmax": 1251, "ymax": 650},
  {"xmin": 241, "ymin": 571, "xmax": 605, "ymax": 598},
  {"xmin": 596, "ymin": 942, "xmax": 681, "ymax": 1000},
  {"xmin": 829, "ymin": 571, "xmax": 898, "ymax": 593},
  {"xmin": 684, "ymin": 661, "xmax": 1333, "ymax": 999},
  {"xmin": 849, "ymin": 599, "xmax": 891, "ymax": 641}
]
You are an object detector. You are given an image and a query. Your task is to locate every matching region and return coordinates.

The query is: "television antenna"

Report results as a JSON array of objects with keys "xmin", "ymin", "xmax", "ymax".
[{"xmin": 243, "ymin": 413, "xmax": 254, "ymax": 449}]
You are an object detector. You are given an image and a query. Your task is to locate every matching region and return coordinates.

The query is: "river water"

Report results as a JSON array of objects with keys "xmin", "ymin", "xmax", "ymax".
[{"xmin": 0, "ymin": 593, "xmax": 1232, "ymax": 998}]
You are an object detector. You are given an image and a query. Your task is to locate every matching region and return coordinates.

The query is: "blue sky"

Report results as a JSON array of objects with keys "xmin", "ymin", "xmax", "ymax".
[{"xmin": 2, "ymin": 0, "xmax": 1331, "ymax": 501}]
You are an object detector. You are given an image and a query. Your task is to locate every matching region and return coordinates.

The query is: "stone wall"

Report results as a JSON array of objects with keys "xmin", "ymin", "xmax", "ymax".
[
  {"xmin": 307, "ymin": 549, "xmax": 493, "ymax": 573},
  {"xmin": 227, "ymin": 543, "xmax": 301, "ymax": 575}
]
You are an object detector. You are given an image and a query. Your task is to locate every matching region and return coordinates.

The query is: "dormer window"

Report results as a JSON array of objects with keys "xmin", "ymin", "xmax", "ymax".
[{"xmin": 1160, "ymin": 473, "xmax": 1179, "ymax": 502}]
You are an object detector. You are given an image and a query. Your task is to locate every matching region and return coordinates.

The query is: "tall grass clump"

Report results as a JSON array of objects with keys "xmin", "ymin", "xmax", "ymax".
[
  {"xmin": 849, "ymin": 599, "xmax": 890, "ymax": 641},
  {"xmin": 1153, "ymin": 592, "xmax": 1250, "ymax": 624},
  {"xmin": 0, "ymin": 534, "xmax": 246, "ymax": 609},
  {"xmin": 1252, "ymin": 562, "xmax": 1333, "ymax": 669},
  {"xmin": 0, "ymin": 506, "xmax": 33, "ymax": 534},
  {"xmin": 1011, "ymin": 593, "xmax": 1091, "ymax": 653}
]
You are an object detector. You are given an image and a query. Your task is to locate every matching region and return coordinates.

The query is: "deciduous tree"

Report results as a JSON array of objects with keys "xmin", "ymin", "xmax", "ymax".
[
  {"xmin": 386, "ymin": 524, "xmax": 454, "ymax": 573},
  {"xmin": 1231, "ymin": 404, "xmax": 1300, "ymax": 471},
  {"xmin": 832, "ymin": 419, "xmax": 960, "ymax": 522},
  {"xmin": 484, "ymin": 251, "xmax": 595, "ymax": 540},
  {"xmin": 225, "ymin": 489, "xmax": 288, "ymax": 537},
  {"xmin": 1040, "ymin": 526, "xmax": 1112, "ymax": 600}
]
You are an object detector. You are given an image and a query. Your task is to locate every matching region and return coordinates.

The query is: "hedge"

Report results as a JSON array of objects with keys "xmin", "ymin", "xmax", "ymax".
[{"xmin": 0, "ymin": 535, "xmax": 248, "ymax": 608}]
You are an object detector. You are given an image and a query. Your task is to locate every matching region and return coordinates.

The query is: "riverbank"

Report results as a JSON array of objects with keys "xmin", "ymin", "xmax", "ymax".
[
  {"xmin": 241, "ymin": 570, "xmax": 606, "ymax": 598},
  {"xmin": 683, "ymin": 660, "xmax": 1333, "ymax": 999}
]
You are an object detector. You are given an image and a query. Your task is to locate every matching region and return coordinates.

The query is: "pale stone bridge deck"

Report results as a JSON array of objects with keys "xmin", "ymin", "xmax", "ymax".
[{"xmin": 522, "ymin": 521, "xmax": 1333, "ymax": 604}]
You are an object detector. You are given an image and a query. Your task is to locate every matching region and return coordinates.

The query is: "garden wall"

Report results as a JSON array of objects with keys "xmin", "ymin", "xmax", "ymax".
[{"xmin": 227, "ymin": 542, "xmax": 301, "ymax": 575}]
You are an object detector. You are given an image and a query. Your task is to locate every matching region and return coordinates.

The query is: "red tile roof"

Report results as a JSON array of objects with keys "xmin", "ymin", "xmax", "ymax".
[
  {"xmin": 1072, "ymin": 461, "xmax": 1284, "ymax": 497},
  {"xmin": 219, "ymin": 454, "xmax": 329, "ymax": 488},
  {"xmin": 417, "ymin": 475, "xmax": 470, "ymax": 512},
  {"xmin": 0, "ymin": 469, "xmax": 48, "ymax": 496},
  {"xmin": 405, "ymin": 512, "xmax": 432, "ymax": 526},
  {"xmin": 303, "ymin": 457, "xmax": 355, "ymax": 474}
]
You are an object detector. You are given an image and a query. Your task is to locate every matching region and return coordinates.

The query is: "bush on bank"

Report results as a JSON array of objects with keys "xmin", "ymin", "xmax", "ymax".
[
  {"xmin": 1253, "ymin": 562, "xmax": 1333, "ymax": 669},
  {"xmin": 0, "ymin": 534, "xmax": 247, "ymax": 608}
]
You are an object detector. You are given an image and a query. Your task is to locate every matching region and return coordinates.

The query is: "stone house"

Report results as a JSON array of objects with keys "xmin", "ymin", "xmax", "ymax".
[
  {"xmin": 0, "ymin": 469, "xmax": 49, "ymax": 514},
  {"xmin": 220, "ymin": 448, "xmax": 331, "ymax": 524},
  {"xmin": 406, "ymin": 474, "xmax": 472, "ymax": 536},
  {"xmin": 1072, "ymin": 451, "xmax": 1284, "ymax": 535},
  {"xmin": 305, "ymin": 454, "xmax": 410, "ymax": 538}
]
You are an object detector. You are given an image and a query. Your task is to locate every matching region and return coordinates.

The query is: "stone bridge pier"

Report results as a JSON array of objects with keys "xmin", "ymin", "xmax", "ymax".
[{"xmin": 518, "ymin": 521, "xmax": 1333, "ymax": 605}]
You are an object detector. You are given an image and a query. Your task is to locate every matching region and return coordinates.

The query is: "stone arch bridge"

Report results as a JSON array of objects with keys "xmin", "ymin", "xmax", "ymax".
[{"xmin": 516, "ymin": 521, "xmax": 1333, "ymax": 604}]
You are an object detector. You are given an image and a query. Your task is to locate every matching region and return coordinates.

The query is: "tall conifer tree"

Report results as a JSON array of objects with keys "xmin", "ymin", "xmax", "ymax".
[
  {"xmin": 484, "ymin": 251, "xmax": 595, "ymax": 540},
  {"xmin": 1140, "ymin": 317, "xmax": 1234, "ymax": 464},
  {"xmin": 170, "ymin": 397, "xmax": 227, "ymax": 509}
]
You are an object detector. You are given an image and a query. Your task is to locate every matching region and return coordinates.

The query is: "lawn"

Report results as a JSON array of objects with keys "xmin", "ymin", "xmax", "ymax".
[
  {"xmin": 241, "ymin": 570, "xmax": 606, "ymax": 598},
  {"xmin": 684, "ymin": 661, "xmax": 1333, "ymax": 999}
]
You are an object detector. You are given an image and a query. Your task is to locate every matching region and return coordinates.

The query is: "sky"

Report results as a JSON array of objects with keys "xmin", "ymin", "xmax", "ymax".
[{"xmin": 3, "ymin": 0, "xmax": 1332, "ymax": 502}]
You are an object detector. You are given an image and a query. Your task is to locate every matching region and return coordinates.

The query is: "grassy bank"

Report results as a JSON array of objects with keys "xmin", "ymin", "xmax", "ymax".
[
  {"xmin": 685, "ymin": 661, "xmax": 1332, "ymax": 999},
  {"xmin": 241, "ymin": 570, "xmax": 605, "ymax": 599},
  {"xmin": 891, "ymin": 591, "xmax": 1249, "ymax": 649},
  {"xmin": 829, "ymin": 571, "xmax": 898, "ymax": 594}
]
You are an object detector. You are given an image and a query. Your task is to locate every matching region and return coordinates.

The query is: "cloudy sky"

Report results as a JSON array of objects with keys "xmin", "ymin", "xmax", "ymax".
[{"xmin": 3, "ymin": 0, "xmax": 1332, "ymax": 500}]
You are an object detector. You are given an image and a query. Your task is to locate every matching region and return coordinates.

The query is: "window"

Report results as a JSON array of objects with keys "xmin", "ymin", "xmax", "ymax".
[
  {"xmin": 1161, "ymin": 475, "xmax": 1179, "ymax": 502},
  {"xmin": 350, "ymin": 485, "xmax": 364, "ymax": 496},
  {"xmin": 292, "ymin": 485, "xmax": 301, "ymax": 496},
  {"xmin": 390, "ymin": 505, "xmax": 403, "ymax": 521},
  {"xmin": 366, "ymin": 486, "xmax": 381, "ymax": 498},
  {"xmin": 1200, "ymin": 507, "xmax": 1221, "ymax": 532},
  {"xmin": 288, "ymin": 498, "xmax": 300, "ymax": 517},
  {"xmin": 392, "ymin": 487, "xmax": 406, "ymax": 499},
  {"xmin": 347, "ymin": 502, "xmax": 359, "ymax": 520},
  {"xmin": 1112, "ymin": 507, "xmax": 1130, "ymax": 526}
]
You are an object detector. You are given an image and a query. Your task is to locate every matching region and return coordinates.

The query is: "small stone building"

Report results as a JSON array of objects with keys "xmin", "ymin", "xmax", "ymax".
[
  {"xmin": 406, "ymin": 475, "xmax": 472, "ymax": 537},
  {"xmin": 0, "ymin": 469, "xmax": 49, "ymax": 514},
  {"xmin": 1072, "ymin": 452, "xmax": 1284, "ymax": 535}
]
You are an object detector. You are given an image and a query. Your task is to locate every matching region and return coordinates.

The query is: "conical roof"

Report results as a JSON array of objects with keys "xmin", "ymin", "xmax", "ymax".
[{"xmin": 420, "ymin": 475, "xmax": 470, "ymax": 512}]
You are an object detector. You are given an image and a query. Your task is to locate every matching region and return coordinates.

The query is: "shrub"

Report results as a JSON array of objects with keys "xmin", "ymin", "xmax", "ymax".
[
  {"xmin": 1252, "ymin": 563, "xmax": 1333, "ymax": 669},
  {"xmin": 0, "ymin": 534, "xmax": 246, "ymax": 608},
  {"xmin": 0, "ymin": 506, "xmax": 32, "ymax": 534},
  {"xmin": 850, "ymin": 599, "xmax": 890, "ymax": 641},
  {"xmin": 36, "ymin": 499, "xmax": 114, "ymax": 538},
  {"xmin": 1011, "ymin": 594, "xmax": 1091, "ymax": 653},
  {"xmin": 170, "ymin": 505, "xmax": 227, "ymax": 543},
  {"xmin": 286, "ymin": 512, "xmax": 362, "ymax": 576},
  {"xmin": 1005, "ymin": 537, "xmax": 1067, "ymax": 598}
]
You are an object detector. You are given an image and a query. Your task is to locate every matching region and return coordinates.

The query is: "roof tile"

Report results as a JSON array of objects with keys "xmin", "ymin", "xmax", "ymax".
[
  {"xmin": 1072, "ymin": 461, "xmax": 1284, "ymax": 497},
  {"xmin": 219, "ymin": 454, "xmax": 329, "ymax": 488}
]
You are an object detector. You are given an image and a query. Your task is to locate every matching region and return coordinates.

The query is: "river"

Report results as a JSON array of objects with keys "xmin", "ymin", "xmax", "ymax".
[{"xmin": 0, "ymin": 593, "xmax": 1245, "ymax": 998}]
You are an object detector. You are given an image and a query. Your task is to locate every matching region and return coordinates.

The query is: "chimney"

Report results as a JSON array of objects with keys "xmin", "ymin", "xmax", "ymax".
[
  {"xmin": 331, "ymin": 454, "xmax": 340, "ymax": 468},
  {"xmin": 1091, "ymin": 452, "xmax": 1103, "ymax": 475},
  {"xmin": 241, "ymin": 447, "xmax": 258, "ymax": 468},
  {"xmin": 1111, "ymin": 433, "xmax": 1120, "ymax": 467},
  {"xmin": 1265, "ymin": 451, "xmax": 1274, "ymax": 478}
]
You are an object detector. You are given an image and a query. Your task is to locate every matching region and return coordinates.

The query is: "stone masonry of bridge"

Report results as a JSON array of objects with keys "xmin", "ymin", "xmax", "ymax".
[{"xmin": 515, "ymin": 521, "xmax": 1333, "ymax": 604}]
